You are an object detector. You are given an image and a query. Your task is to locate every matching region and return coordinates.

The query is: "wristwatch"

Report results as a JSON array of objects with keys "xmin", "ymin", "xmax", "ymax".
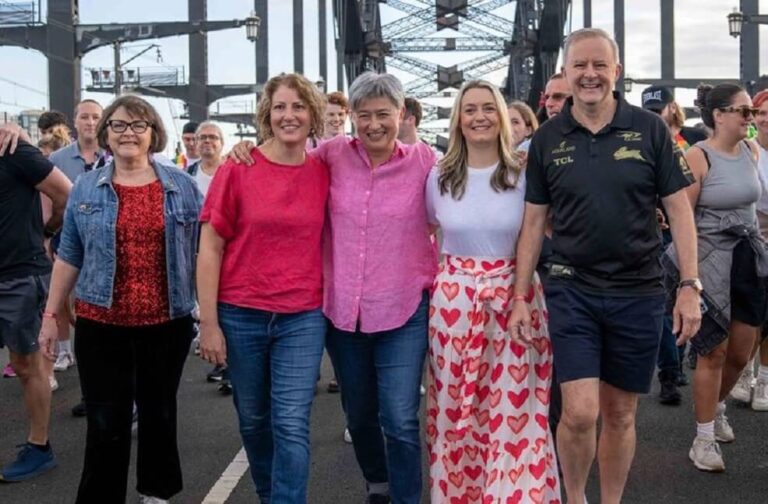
[{"xmin": 678, "ymin": 278, "xmax": 703, "ymax": 294}]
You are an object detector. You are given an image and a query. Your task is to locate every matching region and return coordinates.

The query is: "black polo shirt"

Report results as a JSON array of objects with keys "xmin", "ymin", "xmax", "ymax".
[{"xmin": 525, "ymin": 92, "xmax": 693, "ymax": 295}]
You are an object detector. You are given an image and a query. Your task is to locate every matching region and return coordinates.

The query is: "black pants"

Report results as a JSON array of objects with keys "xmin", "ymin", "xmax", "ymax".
[{"xmin": 74, "ymin": 315, "xmax": 194, "ymax": 503}]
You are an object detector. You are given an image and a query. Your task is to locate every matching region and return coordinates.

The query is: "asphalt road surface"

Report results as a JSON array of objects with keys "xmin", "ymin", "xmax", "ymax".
[{"xmin": 1, "ymin": 350, "xmax": 767, "ymax": 503}]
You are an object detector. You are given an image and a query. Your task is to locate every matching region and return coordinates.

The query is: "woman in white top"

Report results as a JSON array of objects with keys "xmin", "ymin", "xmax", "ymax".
[{"xmin": 425, "ymin": 80, "xmax": 560, "ymax": 502}]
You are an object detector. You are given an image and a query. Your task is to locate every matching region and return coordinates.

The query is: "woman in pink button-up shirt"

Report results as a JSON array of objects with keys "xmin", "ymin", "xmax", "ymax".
[{"xmin": 230, "ymin": 72, "xmax": 436, "ymax": 504}]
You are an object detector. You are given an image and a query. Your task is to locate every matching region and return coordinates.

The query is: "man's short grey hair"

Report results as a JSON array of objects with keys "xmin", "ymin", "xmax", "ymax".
[
  {"xmin": 195, "ymin": 121, "xmax": 225, "ymax": 143},
  {"xmin": 348, "ymin": 72, "xmax": 405, "ymax": 112},
  {"xmin": 563, "ymin": 28, "xmax": 620, "ymax": 64}
]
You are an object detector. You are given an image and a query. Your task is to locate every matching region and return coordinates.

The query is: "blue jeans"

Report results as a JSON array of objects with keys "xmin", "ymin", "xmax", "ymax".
[
  {"xmin": 328, "ymin": 293, "xmax": 428, "ymax": 504},
  {"xmin": 218, "ymin": 304, "xmax": 325, "ymax": 504}
]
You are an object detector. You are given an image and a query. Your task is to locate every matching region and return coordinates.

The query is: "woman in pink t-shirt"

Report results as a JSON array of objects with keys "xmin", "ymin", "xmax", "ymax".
[{"xmin": 196, "ymin": 73, "xmax": 329, "ymax": 503}]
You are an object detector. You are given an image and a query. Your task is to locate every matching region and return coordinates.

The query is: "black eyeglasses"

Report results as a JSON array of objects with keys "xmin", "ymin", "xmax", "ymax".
[
  {"xmin": 719, "ymin": 106, "xmax": 760, "ymax": 120},
  {"xmin": 107, "ymin": 119, "xmax": 152, "ymax": 133}
]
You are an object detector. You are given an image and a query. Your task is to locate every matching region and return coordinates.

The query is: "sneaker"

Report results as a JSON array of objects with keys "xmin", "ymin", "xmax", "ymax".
[
  {"xmin": 138, "ymin": 493, "xmax": 168, "ymax": 504},
  {"xmin": 3, "ymin": 363, "xmax": 17, "ymax": 378},
  {"xmin": 366, "ymin": 494, "xmax": 391, "ymax": 504},
  {"xmin": 206, "ymin": 364, "xmax": 226, "ymax": 382},
  {"xmin": 714, "ymin": 410, "xmax": 735, "ymax": 443},
  {"xmin": 53, "ymin": 351, "xmax": 75, "ymax": 372},
  {"xmin": 730, "ymin": 366, "xmax": 753, "ymax": 403},
  {"xmin": 71, "ymin": 400, "xmax": 87, "ymax": 417},
  {"xmin": 218, "ymin": 380, "xmax": 233, "ymax": 396},
  {"xmin": 0, "ymin": 443, "xmax": 57, "ymax": 481},
  {"xmin": 689, "ymin": 437, "xmax": 725, "ymax": 472},
  {"xmin": 752, "ymin": 378, "xmax": 768, "ymax": 411},
  {"xmin": 343, "ymin": 428, "xmax": 352, "ymax": 444},
  {"xmin": 659, "ymin": 379, "xmax": 681, "ymax": 405},
  {"xmin": 675, "ymin": 372, "xmax": 690, "ymax": 387},
  {"xmin": 327, "ymin": 377, "xmax": 340, "ymax": 393},
  {"xmin": 49, "ymin": 376, "xmax": 59, "ymax": 392},
  {"xmin": 420, "ymin": 384, "xmax": 426, "ymax": 396}
]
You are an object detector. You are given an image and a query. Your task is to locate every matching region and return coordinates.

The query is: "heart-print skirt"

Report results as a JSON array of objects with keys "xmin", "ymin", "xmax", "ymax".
[{"xmin": 426, "ymin": 255, "xmax": 561, "ymax": 503}]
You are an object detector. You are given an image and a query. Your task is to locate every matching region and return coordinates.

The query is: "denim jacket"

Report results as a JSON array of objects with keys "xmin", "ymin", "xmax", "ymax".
[{"xmin": 57, "ymin": 160, "xmax": 203, "ymax": 319}]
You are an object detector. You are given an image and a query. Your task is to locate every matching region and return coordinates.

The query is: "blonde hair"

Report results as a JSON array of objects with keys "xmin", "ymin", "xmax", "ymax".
[
  {"xmin": 438, "ymin": 80, "xmax": 523, "ymax": 199},
  {"xmin": 255, "ymin": 73, "xmax": 325, "ymax": 143},
  {"xmin": 507, "ymin": 100, "xmax": 539, "ymax": 138},
  {"xmin": 38, "ymin": 124, "xmax": 72, "ymax": 153}
]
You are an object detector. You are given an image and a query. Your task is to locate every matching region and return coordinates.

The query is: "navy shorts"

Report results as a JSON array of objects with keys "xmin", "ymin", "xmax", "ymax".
[
  {"xmin": 0, "ymin": 274, "xmax": 50, "ymax": 355},
  {"xmin": 545, "ymin": 281, "xmax": 665, "ymax": 394}
]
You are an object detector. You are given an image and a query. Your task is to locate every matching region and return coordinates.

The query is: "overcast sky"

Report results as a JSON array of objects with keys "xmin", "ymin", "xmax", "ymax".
[{"xmin": 0, "ymin": 0, "xmax": 766, "ymax": 152}]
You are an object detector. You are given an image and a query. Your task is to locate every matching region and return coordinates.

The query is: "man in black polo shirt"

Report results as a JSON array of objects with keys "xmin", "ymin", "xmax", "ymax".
[
  {"xmin": 0, "ymin": 138, "xmax": 71, "ymax": 481},
  {"xmin": 510, "ymin": 28, "xmax": 702, "ymax": 504}
]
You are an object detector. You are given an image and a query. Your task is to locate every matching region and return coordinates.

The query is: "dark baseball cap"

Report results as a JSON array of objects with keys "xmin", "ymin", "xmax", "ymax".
[
  {"xmin": 641, "ymin": 86, "xmax": 673, "ymax": 111},
  {"xmin": 182, "ymin": 121, "xmax": 200, "ymax": 134}
]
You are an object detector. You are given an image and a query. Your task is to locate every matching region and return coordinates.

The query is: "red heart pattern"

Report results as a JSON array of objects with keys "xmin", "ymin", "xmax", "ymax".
[{"xmin": 426, "ymin": 255, "xmax": 560, "ymax": 503}]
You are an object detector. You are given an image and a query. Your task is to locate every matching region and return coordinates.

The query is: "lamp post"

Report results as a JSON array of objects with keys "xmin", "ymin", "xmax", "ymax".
[
  {"xmin": 245, "ymin": 11, "xmax": 261, "ymax": 42},
  {"xmin": 727, "ymin": 8, "xmax": 768, "ymax": 37}
]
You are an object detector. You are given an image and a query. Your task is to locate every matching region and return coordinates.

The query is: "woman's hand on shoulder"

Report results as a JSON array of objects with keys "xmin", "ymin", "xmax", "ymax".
[{"xmin": 227, "ymin": 140, "xmax": 256, "ymax": 166}]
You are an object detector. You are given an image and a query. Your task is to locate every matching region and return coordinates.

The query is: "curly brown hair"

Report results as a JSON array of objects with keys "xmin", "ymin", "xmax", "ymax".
[
  {"xmin": 326, "ymin": 91, "xmax": 349, "ymax": 111},
  {"xmin": 255, "ymin": 73, "xmax": 325, "ymax": 143},
  {"xmin": 96, "ymin": 94, "xmax": 167, "ymax": 153}
]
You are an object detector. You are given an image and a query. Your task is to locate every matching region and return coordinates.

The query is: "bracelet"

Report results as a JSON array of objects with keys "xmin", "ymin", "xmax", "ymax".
[
  {"xmin": 512, "ymin": 294, "xmax": 526, "ymax": 302},
  {"xmin": 42, "ymin": 312, "xmax": 58, "ymax": 321}
]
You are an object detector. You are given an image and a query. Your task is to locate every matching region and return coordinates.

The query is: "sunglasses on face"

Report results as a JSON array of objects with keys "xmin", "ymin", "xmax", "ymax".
[
  {"xmin": 719, "ymin": 106, "xmax": 760, "ymax": 120},
  {"xmin": 107, "ymin": 120, "xmax": 152, "ymax": 133}
]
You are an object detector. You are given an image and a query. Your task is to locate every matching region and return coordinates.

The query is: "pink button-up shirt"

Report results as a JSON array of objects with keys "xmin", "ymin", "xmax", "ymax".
[{"xmin": 313, "ymin": 136, "xmax": 438, "ymax": 333}]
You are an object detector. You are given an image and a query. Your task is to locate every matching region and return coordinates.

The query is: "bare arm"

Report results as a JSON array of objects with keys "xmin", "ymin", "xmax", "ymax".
[
  {"xmin": 662, "ymin": 188, "xmax": 702, "ymax": 344},
  {"xmin": 0, "ymin": 122, "xmax": 31, "ymax": 156},
  {"xmin": 508, "ymin": 202, "xmax": 549, "ymax": 344},
  {"xmin": 513, "ymin": 203, "xmax": 549, "ymax": 297},
  {"xmin": 38, "ymin": 260, "xmax": 80, "ymax": 361},
  {"xmin": 683, "ymin": 146, "xmax": 708, "ymax": 211},
  {"xmin": 197, "ymin": 223, "xmax": 228, "ymax": 365},
  {"xmin": 35, "ymin": 167, "xmax": 72, "ymax": 235}
]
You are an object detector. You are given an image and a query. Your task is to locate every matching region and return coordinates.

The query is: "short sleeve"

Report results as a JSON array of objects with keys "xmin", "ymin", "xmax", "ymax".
[
  {"xmin": 416, "ymin": 142, "xmax": 438, "ymax": 178},
  {"xmin": 199, "ymin": 160, "xmax": 239, "ymax": 240},
  {"xmin": 5, "ymin": 142, "xmax": 53, "ymax": 186},
  {"xmin": 524, "ymin": 132, "xmax": 550, "ymax": 205},
  {"xmin": 424, "ymin": 166, "xmax": 440, "ymax": 226},
  {"xmin": 654, "ymin": 120, "xmax": 694, "ymax": 197}
]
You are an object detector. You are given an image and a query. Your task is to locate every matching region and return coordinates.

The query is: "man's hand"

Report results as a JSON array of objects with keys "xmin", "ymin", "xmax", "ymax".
[
  {"xmin": 0, "ymin": 122, "xmax": 28, "ymax": 156},
  {"xmin": 38, "ymin": 318, "xmax": 59, "ymax": 362},
  {"xmin": 507, "ymin": 300, "xmax": 533, "ymax": 347},
  {"xmin": 672, "ymin": 287, "xmax": 702, "ymax": 345},
  {"xmin": 199, "ymin": 320, "xmax": 227, "ymax": 366},
  {"xmin": 656, "ymin": 208, "xmax": 669, "ymax": 230},
  {"xmin": 227, "ymin": 140, "xmax": 256, "ymax": 165}
]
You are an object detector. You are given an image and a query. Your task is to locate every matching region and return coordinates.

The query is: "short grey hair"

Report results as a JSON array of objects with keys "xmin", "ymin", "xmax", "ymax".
[
  {"xmin": 563, "ymin": 28, "xmax": 620, "ymax": 65},
  {"xmin": 195, "ymin": 121, "xmax": 225, "ymax": 142},
  {"xmin": 348, "ymin": 72, "xmax": 405, "ymax": 112}
]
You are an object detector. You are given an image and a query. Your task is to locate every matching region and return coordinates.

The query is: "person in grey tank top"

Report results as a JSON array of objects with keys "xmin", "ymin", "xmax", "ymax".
[{"xmin": 683, "ymin": 83, "xmax": 765, "ymax": 472}]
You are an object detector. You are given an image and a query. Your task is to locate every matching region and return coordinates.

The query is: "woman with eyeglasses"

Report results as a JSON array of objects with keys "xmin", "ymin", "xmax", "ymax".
[
  {"xmin": 667, "ymin": 84, "xmax": 766, "ymax": 472},
  {"xmin": 38, "ymin": 95, "xmax": 202, "ymax": 503}
]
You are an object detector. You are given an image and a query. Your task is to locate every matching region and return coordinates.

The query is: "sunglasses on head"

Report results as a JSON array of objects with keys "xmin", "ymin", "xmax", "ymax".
[{"xmin": 719, "ymin": 106, "xmax": 759, "ymax": 119}]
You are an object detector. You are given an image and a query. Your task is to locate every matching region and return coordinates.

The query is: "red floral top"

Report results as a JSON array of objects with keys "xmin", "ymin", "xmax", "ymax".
[{"xmin": 76, "ymin": 180, "xmax": 170, "ymax": 326}]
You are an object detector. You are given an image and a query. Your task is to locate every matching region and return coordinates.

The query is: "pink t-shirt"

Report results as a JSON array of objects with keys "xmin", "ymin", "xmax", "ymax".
[
  {"xmin": 313, "ymin": 136, "xmax": 438, "ymax": 333},
  {"xmin": 200, "ymin": 148, "xmax": 329, "ymax": 313}
]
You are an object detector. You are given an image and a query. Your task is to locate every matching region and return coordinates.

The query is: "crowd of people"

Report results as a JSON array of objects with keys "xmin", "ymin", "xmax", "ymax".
[{"xmin": 0, "ymin": 26, "xmax": 767, "ymax": 504}]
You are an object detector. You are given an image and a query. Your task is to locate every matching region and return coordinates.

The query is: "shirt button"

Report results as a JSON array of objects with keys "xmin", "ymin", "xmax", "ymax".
[
  {"xmin": 366, "ymin": 190, "xmax": 371, "ymax": 196},
  {"xmin": 591, "ymin": 138, "xmax": 596, "ymax": 143},
  {"xmin": 360, "ymin": 253, "xmax": 364, "ymax": 257},
  {"xmin": 363, "ymin": 210, "xmax": 367, "ymax": 215}
]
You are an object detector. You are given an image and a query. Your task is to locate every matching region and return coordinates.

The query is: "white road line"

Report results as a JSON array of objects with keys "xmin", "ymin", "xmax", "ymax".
[{"xmin": 202, "ymin": 447, "xmax": 249, "ymax": 504}]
